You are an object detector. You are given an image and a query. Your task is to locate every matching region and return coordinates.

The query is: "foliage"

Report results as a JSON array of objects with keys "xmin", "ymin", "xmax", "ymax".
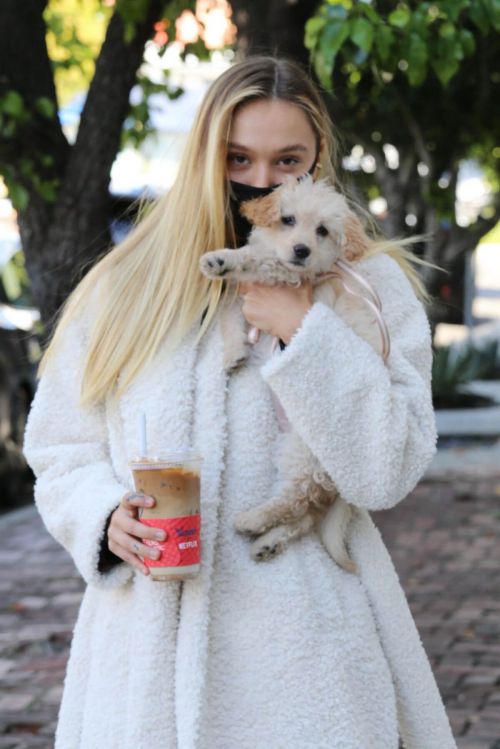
[
  {"xmin": 432, "ymin": 339, "xmax": 500, "ymax": 408},
  {"xmin": 1, "ymin": 1, "xmax": 202, "ymax": 211},
  {"xmin": 44, "ymin": 0, "xmax": 113, "ymax": 106},
  {"xmin": 481, "ymin": 222, "xmax": 500, "ymax": 245},
  {"xmin": 304, "ymin": 0, "xmax": 500, "ymax": 257},
  {"xmin": 122, "ymin": 73, "xmax": 184, "ymax": 148},
  {"xmin": 0, "ymin": 91, "xmax": 60, "ymax": 211},
  {"xmin": 306, "ymin": 1, "xmax": 500, "ymax": 90},
  {"xmin": 0, "ymin": 247, "xmax": 34, "ymax": 307}
]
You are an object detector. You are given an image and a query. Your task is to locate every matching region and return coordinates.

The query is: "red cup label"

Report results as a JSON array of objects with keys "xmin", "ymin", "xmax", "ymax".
[{"xmin": 141, "ymin": 514, "xmax": 201, "ymax": 568}]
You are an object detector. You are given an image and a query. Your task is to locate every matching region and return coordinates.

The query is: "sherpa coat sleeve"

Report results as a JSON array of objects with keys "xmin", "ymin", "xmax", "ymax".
[
  {"xmin": 259, "ymin": 252, "xmax": 438, "ymax": 512},
  {"xmin": 23, "ymin": 301, "xmax": 134, "ymax": 591}
]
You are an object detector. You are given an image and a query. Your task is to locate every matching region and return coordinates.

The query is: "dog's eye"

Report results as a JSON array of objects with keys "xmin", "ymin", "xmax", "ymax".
[
  {"xmin": 281, "ymin": 215, "xmax": 296, "ymax": 226},
  {"xmin": 316, "ymin": 225, "xmax": 328, "ymax": 237}
]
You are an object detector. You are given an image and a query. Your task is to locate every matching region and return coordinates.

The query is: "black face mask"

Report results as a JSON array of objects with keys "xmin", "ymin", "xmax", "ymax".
[{"xmin": 228, "ymin": 150, "xmax": 320, "ymax": 247}]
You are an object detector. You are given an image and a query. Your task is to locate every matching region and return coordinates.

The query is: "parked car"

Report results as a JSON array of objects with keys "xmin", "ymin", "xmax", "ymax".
[{"xmin": 0, "ymin": 240, "xmax": 41, "ymax": 509}]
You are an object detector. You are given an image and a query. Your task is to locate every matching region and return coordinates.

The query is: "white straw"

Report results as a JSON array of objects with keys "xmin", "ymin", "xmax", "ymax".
[{"xmin": 139, "ymin": 412, "xmax": 147, "ymax": 457}]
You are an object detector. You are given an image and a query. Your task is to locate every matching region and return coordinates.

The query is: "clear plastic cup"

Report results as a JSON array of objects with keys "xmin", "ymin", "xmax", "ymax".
[{"xmin": 129, "ymin": 449, "xmax": 202, "ymax": 581}]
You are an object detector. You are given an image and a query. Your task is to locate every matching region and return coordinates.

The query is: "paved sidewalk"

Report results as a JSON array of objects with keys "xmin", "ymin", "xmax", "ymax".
[
  {"xmin": 377, "ymin": 477, "xmax": 500, "ymax": 749},
  {"xmin": 0, "ymin": 506, "xmax": 84, "ymax": 748},
  {"xmin": 1, "ymin": 478, "xmax": 500, "ymax": 748}
]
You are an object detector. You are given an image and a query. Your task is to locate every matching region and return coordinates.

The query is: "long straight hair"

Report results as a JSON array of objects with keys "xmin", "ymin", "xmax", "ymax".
[{"xmin": 38, "ymin": 55, "xmax": 432, "ymax": 408}]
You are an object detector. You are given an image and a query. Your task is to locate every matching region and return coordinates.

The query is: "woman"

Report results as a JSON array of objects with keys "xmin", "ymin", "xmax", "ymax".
[{"xmin": 23, "ymin": 56, "xmax": 456, "ymax": 748}]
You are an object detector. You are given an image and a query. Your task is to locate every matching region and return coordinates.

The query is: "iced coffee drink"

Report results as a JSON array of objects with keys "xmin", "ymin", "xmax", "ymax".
[{"xmin": 129, "ymin": 449, "xmax": 202, "ymax": 581}]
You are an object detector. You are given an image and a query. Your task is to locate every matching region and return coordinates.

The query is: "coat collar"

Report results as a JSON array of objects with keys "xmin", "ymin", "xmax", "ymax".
[{"xmin": 118, "ymin": 322, "xmax": 201, "ymax": 461}]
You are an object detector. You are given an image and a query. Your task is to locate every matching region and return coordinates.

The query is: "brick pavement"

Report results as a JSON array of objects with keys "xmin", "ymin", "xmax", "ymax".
[
  {"xmin": 0, "ymin": 478, "xmax": 499, "ymax": 748},
  {"xmin": 377, "ymin": 478, "xmax": 500, "ymax": 749},
  {"xmin": 0, "ymin": 506, "xmax": 84, "ymax": 748}
]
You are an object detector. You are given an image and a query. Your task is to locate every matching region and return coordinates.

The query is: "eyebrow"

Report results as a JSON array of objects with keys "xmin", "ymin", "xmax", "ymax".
[{"xmin": 228, "ymin": 142, "xmax": 308, "ymax": 153}]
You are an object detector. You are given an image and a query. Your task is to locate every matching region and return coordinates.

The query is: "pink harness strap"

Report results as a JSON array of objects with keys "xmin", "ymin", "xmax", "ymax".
[{"xmin": 251, "ymin": 260, "xmax": 392, "ymax": 433}]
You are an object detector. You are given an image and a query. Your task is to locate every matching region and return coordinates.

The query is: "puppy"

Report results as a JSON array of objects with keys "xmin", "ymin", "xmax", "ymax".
[{"xmin": 199, "ymin": 174, "xmax": 388, "ymax": 574}]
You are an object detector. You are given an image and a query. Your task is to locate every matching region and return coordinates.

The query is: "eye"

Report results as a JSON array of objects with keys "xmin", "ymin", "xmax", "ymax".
[
  {"xmin": 281, "ymin": 215, "xmax": 296, "ymax": 226},
  {"xmin": 316, "ymin": 225, "xmax": 328, "ymax": 237},
  {"xmin": 278, "ymin": 156, "xmax": 299, "ymax": 167},
  {"xmin": 227, "ymin": 153, "xmax": 249, "ymax": 166}
]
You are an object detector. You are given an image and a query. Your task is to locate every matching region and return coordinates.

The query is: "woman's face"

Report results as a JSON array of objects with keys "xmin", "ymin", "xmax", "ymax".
[{"xmin": 226, "ymin": 98, "xmax": 320, "ymax": 187}]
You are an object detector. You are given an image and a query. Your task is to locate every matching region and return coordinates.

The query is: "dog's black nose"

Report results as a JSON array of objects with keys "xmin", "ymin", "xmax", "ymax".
[{"xmin": 293, "ymin": 244, "xmax": 310, "ymax": 259}]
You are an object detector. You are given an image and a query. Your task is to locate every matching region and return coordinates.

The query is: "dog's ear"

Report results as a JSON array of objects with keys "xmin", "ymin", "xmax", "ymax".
[
  {"xmin": 240, "ymin": 192, "xmax": 281, "ymax": 228},
  {"xmin": 343, "ymin": 212, "xmax": 372, "ymax": 261}
]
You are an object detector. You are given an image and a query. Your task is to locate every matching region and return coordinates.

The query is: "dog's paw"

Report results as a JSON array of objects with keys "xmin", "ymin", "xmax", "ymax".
[
  {"xmin": 199, "ymin": 251, "xmax": 235, "ymax": 279},
  {"xmin": 224, "ymin": 353, "xmax": 248, "ymax": 373},
  {"xmin": 234, "ymin": 507, "xmax": 269, "ymax": 537},
  {"xmin": 223, "ymin": 340, "xmax": 250, "ymax": 372},
  {"xmin": 250, "ymin": 530, "xmax": 286, "ymax": 562}
]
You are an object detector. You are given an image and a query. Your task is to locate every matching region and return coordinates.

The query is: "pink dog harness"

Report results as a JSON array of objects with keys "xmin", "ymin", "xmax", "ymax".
[{"xmin": 250, "ymin": 260, "xmax": 392, "ymax": 433}]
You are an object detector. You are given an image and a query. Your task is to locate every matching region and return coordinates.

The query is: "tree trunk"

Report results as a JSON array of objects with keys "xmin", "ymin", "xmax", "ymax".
[
  {"xmin": 231, "ymin": 0, "xmax": 313, "ymax": 67},
  {"xmin": 1, "ymin": 0, "xmax": 165, "ymax": 332}
]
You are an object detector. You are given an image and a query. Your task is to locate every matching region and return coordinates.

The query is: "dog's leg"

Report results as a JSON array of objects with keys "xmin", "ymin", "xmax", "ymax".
[
  {"xmin": 234, "ymin": 488, "xmax": 304, "ymax": 537},
  {"xmin": 234, "ymin": 432, "xmax": 332, "ymax": 536},
  {"xmin": 249, "ymin": 513, "xmax": 316, "ymax": 561},
  {"xmin": 200, "ymin": 246, "xmax": 305, "ymax": 285},
  {"xmin": 234, "ymin": 476, "xmax": 331, "ymax": 537},
  {"xmin": 200, "ymin": 248, "xmax": 244, "ymax": 279},
  {"xmin": 248, "ymin": 500, "xmax": 359, "ymax": 574}
]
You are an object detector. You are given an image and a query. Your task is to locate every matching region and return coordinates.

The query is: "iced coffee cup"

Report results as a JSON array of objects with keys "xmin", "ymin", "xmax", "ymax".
[{"xmin": 129, "ymin": 449, "xmax": 202, "ymax": 581}]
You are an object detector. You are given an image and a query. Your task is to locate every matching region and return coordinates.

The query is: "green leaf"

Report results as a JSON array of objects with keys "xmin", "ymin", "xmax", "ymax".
[
  {"xmin": 388, "ymin": 7, "xmax": 410, "ymax": 28},
  {"xmin": 2, "ymin": 119, "xmax": 17, "ymax": 138},
  {"xmin": 39, "ymin": 153, "xmax": 55, "ymax": 168},
  {"xmin": 351, "ymin": 17, "xmax": 374, "ymax": 52},
  {"xmin": 469, "ymin": 1, "xmax": 491, "ymax": 33},
  {"xmin": 358, "ymin": 2, "xmax": 380, "ymax": 24},
  {"xmin": 312, "ymin": 49, "xmax": 334, "ymax": 90},
  {"xmin": 441, "ymin": 0, "xmax": 466, "ymax": 23},
  {"xmin": 375, "ymin": 25, "xmax": 395, "ymax": 62},
  {"xmin": 1, "ymin": 261, "xmax": 22, "ymax": 302},
  {"xmin": 37, "ymin": 180, "xmax": 59, "ymax": 202},
  {"xmin": 351, "ymin": 47, "xmax": 369, "ymax": 66},
  {"xmin": 8, "ymin": 183, "xmax": 29, "ymax": 212},
  {"xmin": 116, "ymin": 0, "xmax": 150, "ymax": 41},
  {"xmin": 34, "ymin": 97, "xmax": 56, "ymax": 119},
  {"xmin": 459, "ymin": 28, "xmax": 476, "ymax": 56},
  {"xmin": 431, "ymin": 56, "xmax": 459, "ymax": 85},
  {"xmin": 439, "ymin": 21, "xmax": 456, "ymax": 38},
  {"xmin": 19, "ymin": 158, "xmax": 34, "ymax": 178},
  {"xmin": 325, "ymin": 4, "xmax": 348, "ymax": 21},
  {"xmin": 1, "ymin": 90, "xmax": 24, "ymax": 118},
  {"xmin": 124, "ymin": 21, "xmax": 136, "ymax": 43},
  {"xmin": 305, "ymin": 16, "xmax": 327, "ymax": 50},
  {"xmin": 407, "ymin": 34, "xmax": 428, "ymax": 85},
  {"xmin": 482, "ymin": 0, "xmax": 500, "ymax": 30},
  {"xmin": 490, "ymin": 0, "xmax": 500, "ymax": 30},
  {"xmin": 319, "ymin": 19, "xmax": 350, "ymax": 59}
]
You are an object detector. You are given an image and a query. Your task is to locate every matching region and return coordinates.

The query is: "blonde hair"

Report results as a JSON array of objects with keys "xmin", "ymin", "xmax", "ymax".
[{"xmin": 38, "ymin": 55, "xmax": 435, "ymax": 409}]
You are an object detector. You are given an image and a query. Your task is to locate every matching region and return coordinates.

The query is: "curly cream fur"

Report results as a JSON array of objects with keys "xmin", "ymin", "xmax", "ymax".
[{"xmin": 199, "ymin": 174, "xmax": 383, "ymax": 573}]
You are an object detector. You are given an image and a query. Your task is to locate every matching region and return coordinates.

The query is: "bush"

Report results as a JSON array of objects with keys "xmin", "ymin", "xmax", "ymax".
[{"xmin": 432, "ymin": 339, "xmax": 500, "ymax": 409}]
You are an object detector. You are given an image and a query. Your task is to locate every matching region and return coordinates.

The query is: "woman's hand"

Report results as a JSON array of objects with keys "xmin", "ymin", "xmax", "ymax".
[
  {"xmin": 239, "ymin": 281, "xmax": 313, "ymax": 343},
  {"xmin": 107, "ymin": 491, "xmax": 167, "ymax": 576}
]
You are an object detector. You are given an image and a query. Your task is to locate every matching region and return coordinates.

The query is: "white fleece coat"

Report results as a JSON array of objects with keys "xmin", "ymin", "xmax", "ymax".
[{"xmin": 23, "ymin": 252, "xmax": 456, "ymax": 749}]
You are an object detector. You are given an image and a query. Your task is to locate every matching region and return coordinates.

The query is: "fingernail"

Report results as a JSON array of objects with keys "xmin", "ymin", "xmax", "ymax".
[
  {"xmin": 145, "ymin": 497, "xmax": 154, "ymax": 506},
  {"xmin": 155, "ymin": 530, "xmax": 166, "ymax": 541}
]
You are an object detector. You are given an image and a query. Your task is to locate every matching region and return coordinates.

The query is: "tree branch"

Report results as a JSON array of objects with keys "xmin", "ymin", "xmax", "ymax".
[
  {"xmin": 0, "ymin": 0, "xmax": 69, "ymax": 191},
  {"xmin": 54, "ymin": 1, "xmax": 165, "ymax": 222}
]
